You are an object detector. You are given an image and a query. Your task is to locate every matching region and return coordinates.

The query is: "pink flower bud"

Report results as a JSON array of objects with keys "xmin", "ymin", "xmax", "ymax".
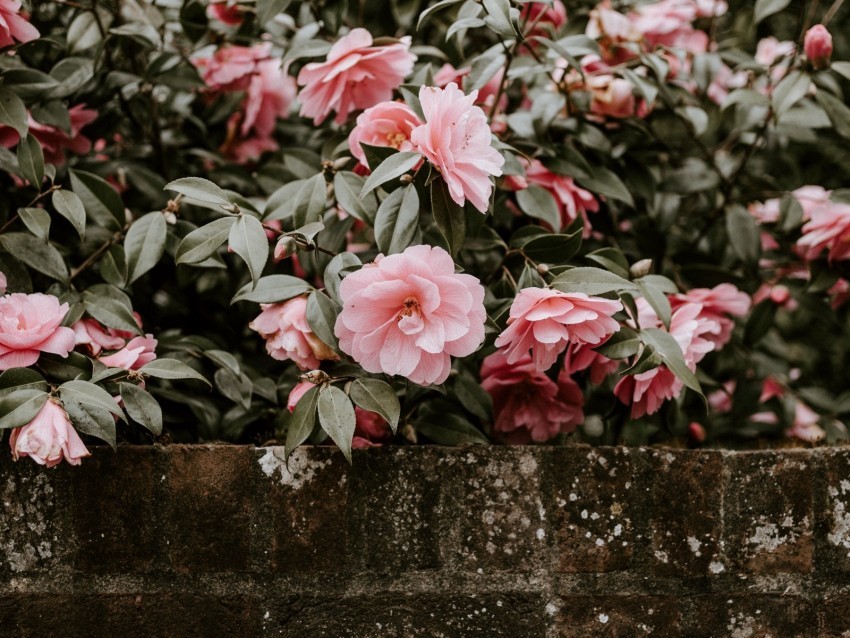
[{"xmin": 804, "ymin": 25, "xmax": 832, "ymax": 69}]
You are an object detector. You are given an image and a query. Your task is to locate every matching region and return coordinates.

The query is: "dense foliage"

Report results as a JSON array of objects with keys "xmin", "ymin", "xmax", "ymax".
[{"xmin": 2, "ymin": 0, "xmax": 850, "ymax": 467}]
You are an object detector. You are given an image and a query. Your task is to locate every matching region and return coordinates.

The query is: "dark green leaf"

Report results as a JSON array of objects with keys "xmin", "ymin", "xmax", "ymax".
[
  {"xmin": 125, "ymin": 212, "xmax": 167, "ymax": 283},
  {"xmin": 18, "ymin": 207, "xmax": 50, "ymax": 241},
  {"xmin": 52, "ymin": 189, "xmax": 86, "ymax": 239},
  {"xmin": 176, "ymin": 217, "xmax": 235, "ymax": 265},
  {"xmin": 551, "ymin": 267, "xmax": 637, "ymax": 295},
  {"xmin": 286, "ymin": 385, "xmax": 320, "ymax": 458},
  {"xmin": 318, "ymin": 385, "xmax": 357, "ymax": 463},
  {"xmin": 119, "ymin": 382, "xmax": 163, "ymax": 435},
  {"xmin": 0, "ymin": 88, "xmax": 28, "ymax": 137},
  {"xmin": 431, "ymin": 177, "xmax": 466, "ymax": 257},
  {"xmin": 17, "ymin": 133, "xmax": 43, "ymax": 188},
  {"xmin": 754, "ymin": 0, "xmax": 791, "ymax": 23},
  {"xmin": 228, "ymin": 214, "xmax": 269, "ymax": 286},
  {"xmin": 349, "ymin": 378, "xmax": 400, "ymax": 433},
  {"xmin": 0, "ymin": 233, "xmax": 68, "ymax": 281},
  {"xmin": 140, "ymin": 359, "xmax": 210, "ymax": 385},
  {"xmin": 375, "ymin": 184, "xmax": 420, "ymax": 254},
  {"xmin": 814, "ymin": 90, "xmax": 850, "ymax": 139},
  {"xmin": 334, "ymin": 171, "xmax": 376, "ymax": 224},
  {"xmin": 0, "ymin": 389, "xmax": 48, "ymax": 430},
  {"xmin": 70, "ymin": 169, "xmax": 124, "ymax": 230},
  {"xmin": 231, "ymin": 274, "xmax": 313, "ymax": 304},
  {"xmin": 725, "ymin": 204, "xmax": 761, "ymax": 265},
  {"xmin": 164, "ymin": 177, "xmax": 230, "ymax": 205},
  {"xmin": 516, "ymin": 185, "xmax": 562, "ymax": 231},
  {"xmin": 415, "ymin": 414, "xmax": 489, "ymax": 445},
  {"xmin": 360, "ymin": 151, "xmax": 421, "ymax": 198},
  {"xmin": 306, "ymin": 290, "xmax": 340, "ymax": 353}
]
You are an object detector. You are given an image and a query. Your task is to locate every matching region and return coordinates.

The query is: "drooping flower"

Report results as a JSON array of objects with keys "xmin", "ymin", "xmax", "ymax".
[
  {"xmin": 495, "ymin": 287, "xmax": 622, "ymax": 373},
  {"xmin": 335, "ymin": 245, "xmax": 486, "ymax": 386},
  {"xmin": 670, "ymin": 283, "xmax": 751, "ymax": 347},
  {"xmin": 410, "ymin": 83, "xmax": 505, "ymax": 213},
  {"xmin": 755, "ymin": 37, "xmax": 796, "ymax": 66},
  {"xmin": 73, "ymin": 319, "xmax": 131, "ymax": 356},
  {"xmin": 98, "ymin": 336, "xmax": 158, "ymax": 371},
  {"xmin": 0, "ymin": 293, "xmax": 76, "ymax": 370},
  {"xmin": 481, "ymin": 350, "xmax": 584, "ymax": 443},
  {"xmin": 250, "ymin": 296, "xmax": 338, "ymax": 370},
  {"xmin": 796, "ymin": 201, "xmax": 850, "ymax": 262},
  {"xmin": 804, "ymin": 24, "xmax": 833, "ymax": 69},
  {"xmin": 348, "ymin": 101, "xmax": 422, "ymax": 168},
  {"xmin": 296, "ymin": 28, "xmax": 416, "ymax": 125},
  {"xmin": 206, "ymin": 1, "xmax": 245, "ymax": 26},
  {"xmin": 10, "ymin": 399, "xmax": 90, "ymax": 467},
  {"xmin": 0, "ymin": 0, "xmax": 39, "ymax": 48}
]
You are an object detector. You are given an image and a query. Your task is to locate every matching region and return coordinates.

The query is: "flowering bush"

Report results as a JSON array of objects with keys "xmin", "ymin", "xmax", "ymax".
[{"xmin": 2, "ymin": 0, "xmax": 850, "ymax": 467}]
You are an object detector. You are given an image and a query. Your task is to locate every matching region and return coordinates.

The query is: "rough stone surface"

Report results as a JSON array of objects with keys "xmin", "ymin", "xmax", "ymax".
[{"xmin": 0, "ymin": 444, "xmax": 847, "ymax": 637}]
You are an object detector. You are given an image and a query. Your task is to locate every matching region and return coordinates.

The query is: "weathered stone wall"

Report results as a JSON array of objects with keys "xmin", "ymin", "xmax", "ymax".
[{"xmin": 1, "ymin": 445, "xmax": 849, "ymax": 637}]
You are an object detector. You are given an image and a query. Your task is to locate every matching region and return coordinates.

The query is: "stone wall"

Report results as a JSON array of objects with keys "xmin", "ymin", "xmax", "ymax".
[{"xmin": 1, "ymin": 445, "xmax": 849, "ymax": 637}]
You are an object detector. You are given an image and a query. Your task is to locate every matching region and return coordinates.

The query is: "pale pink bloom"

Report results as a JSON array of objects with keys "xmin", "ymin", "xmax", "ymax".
[
  {"xmin": 670, "ymin": 283, "xmax": 751, "ymax": 347},
  {"xmin": 348, "ymin": 101, "xmax": 422, "ymax": 168},
  {"xmin": 755, "ymin": 37, "xmax": 796, "ymax": 66},
  {"xmin": 250, "ymin": 296, "xmax": 338, "ymax": 370},
  {"xmin": 0, "ymin": 270, "xmax": 5, "ymax": 294},
  {"xmin": 335, "ymin": 245, "xmax": 486, "ymax": 386},
  {"xmin": 788, "ymin": 402, "xmax": 826, "ymax": 442},
  {"xmin": 614, "ymin": 300, "xmax": 719, "ymax": 418},
  {"xmin": 433, "ymin": 63, "xmax": 507, "ymax": 114},
  {"xmin": 0, "ymin": 294, "xmax": 75, "ymax": 370},
  {"xmin": 804, "ymin": 24, "xmax": 833, "ymax": 69},
  {"xmin": 707, "ymin": 380, "xmax": 735, "ymax": 414},
  {"xmin": 796, "ymin": 201, "xmax": 850, "ymax": 262},
  {"xmin": 194, "ymin": 43, "xmax": 271, "ymax": 92},
  {"xmin": 287, "ymin": 380, "xmax": 313, "ymax": 412},
  {"xmin": 753, "ymin": 283, "xmax": 796, "ymax": 309},
  {"xmin": 98, "ymin": 336, "xmax": 157, "ymax": 370},
  {"xmin": 495, "ymin": 287, "xmax": 622, "ymax": 373},
  {"xmin": 693, "ymin": 0, "xmax": 728, "ymax": 17},
  {"xmin": 631, "ymin": 0, "xmax": 709, "ymax": 54},
  {"xmin": 481, "ymin": 350, "xmax": 584, "ymax": 443},
  {"xmin": 10, "ymin": 399, "xmax": 89, "ymax": 467},
  {"xmin": 0, "ymin": 0, "xmax": 39, "ymax": 48},
  {"xmin": 520, "ymin": 0, "xmax": 568, "ymax": 38},
  {"xmin": 242, "ymin": 59, "xmax": 296, "ymax": 138},
  {"xmin": 354, "ymin": 407, "xmax": 391, "ymax": 443},
  {"xmin": 563, "ymin": 341, "xmax": 620, "ymax": 385},
  {"xmin": 73, "ymin": 319, "xmax": 130, "ymax": 356},
  {"xmin": 794, "ymin": 185, "xmax": 832, "ymax": 218},
  {"xmin": 759, "ymin": 376, "xmax": 785, "ymax": 403},
  {"xmin": 223, "ymin": 127, "xmax": 279, "ymax": 163},
  {"xmin": 297, "ymin": 29, "xmax": 416, "ymax": 125},
  {"xmin": 705, "ymin": 62, "xmax": 748, "ymax": 105},
  {"xmin": 748, "ymin": 198, "xmax": 781, "ymax": 224},
  {"xmin": 0, "ymin": 105, "xmax": 99, "ymax": 166},
  {"xmin": 586, "ymin": 73, "xmax": 637, "ymax": 119},
  {"xmin": 506, "ymin": 158, "xmax": 599, "ymax": 232},
  {"xmin": 586, "ymin": 2, "xmax": 642, "ymax": 61},
  {"xmin": 206, "ymin": 1, "xmax": 245, "ymax": 26},
  {"xmin": 410, "ymin": 83, "xmax": 505, "ymax": 213},
  {"xmin": 829, "ymin": 278, "xmax": 850, "ymax": 309}
]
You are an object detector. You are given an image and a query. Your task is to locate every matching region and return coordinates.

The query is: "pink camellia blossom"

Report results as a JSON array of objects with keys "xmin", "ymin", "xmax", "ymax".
[
  {"xmin": 563, "ymin": 341, "xmax": 620, "ymax": 384},
  {"xmin": 287, "ymin": 380, "xmax": 314, "ymax": 412},
  {"xmin": 98, "ymin": 335, "xmax": 158, "ymax": 370},
  {"xmin": 587, "ymin": 73, "xmax": 638, "ymax": 119},
  {"xmin": 520, "ymin": 0, "xmax": 568, "ymax": 38},
  {"xmin": 0, "ymin": 293, "xmax": 76, "ymax": 370},
  {"xmin": 481, "ymin": 350, "xmax": 584, "ymax": 443},
  {"xmin": 614, "ymin": 300, "xmax": 719, "ymax": 418},
  {"xmin": 335, "ymin": 245, "xmax": 486, "ymax": 386},
  {"xmin": 670, "ymin": 283, "xmax": 751, "ymax": 347},
  {"xmin": 788, "ymin": 402, "xmax": 826, "ymax": 443},
  {"xmin": 760, "ymin": 376, "xmax": 785, "ymax": 403},
  {"xmin": 194, "ymin": 43, "xmax": 271, "ymax": 92},
  {"xmin": 804, "ymin": 24, "xmax": 833, "ymax": 69},
  {"xmin": 348, "ymin": 101, "xmax": 422, "ymax": 168},
  {"xmin": 354, "ymin": 407, "xmax": 391, "ymax": 445},
  {"xmin": 0, "ymin": 0, "xmax": 39, "ymax": 48},
  {"xmin": 755, "ymin": 37, "xmax": 796, "ymax": 66},
  {"xmin": 586, "ymin": 1, "xmax": 641, "ymax": 63},
  {"xmin": 495, "ymin": 287, "xmax": 622, "ymax": 373},
  {"xmin": 0, "ymin": 105, "xmax": 98, "ymax": 166},
  {"xmin": 631, "ymin": 0, "xmax": 712, "ymax": 55},
  {"xmin": 410, "ymin": 83, "xmax": 505, "ymax": 213},
  {"xmin": 250, "ymin": 296, "xmax": 338, "ymax": 371},
  {"xmin": 206, "ymin": 1, "xmax": 245, "ymax": 26},
  {"xmin": 0, "ymin": 270, "xmax": 6, "ymax": 294},
  {"xmin": 433, "ymin": 64, "xmax": 507, "ymax": 114},
  {"xmin": 10, "ymin": 399, "xmax": 90, "ymax": 467},
  {"xmin": 796, "ymin": 201, "xmax": 850, "ymax": 262},
  {"xmin": 688, "ymin": 421, "xmax": 707, "ymax": 443},
  {"xmin": 296, "ymin": 28, "xmax": 416, "ymax": 126},
  {"xmin": 73, "ymin": 319, "xmax": 130, "ymax": 356},
  {"xmin": 241, "ymin": 59, "xmax": 296, "ymax": 139}
]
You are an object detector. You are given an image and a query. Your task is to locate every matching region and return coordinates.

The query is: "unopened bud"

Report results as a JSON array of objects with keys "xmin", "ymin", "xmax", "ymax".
[
  {"xmin": 536, "ymin": 263, "xmax": 550, "ymax": 276},
  {"xmin": 332, "ymin": 157, "xmax": 351, "ymax": 171},
  {"xmin": 274, "ymin": 236, "xmax": 298, "ymax": 261},
  {"xmin": 163, "ymin": 211, "xmax": 177, "ymax": 225},
  {"xmin": 401, "ymin": 423, "xmax": 418, "ymax": 444},
  {"xmin": 688, "ymin": 422, "xmax": 706, "ymax": 444},
  {"xmin": 300, "ymin": 370, "xmax": 331, "ymax": 385},
  {"xmin": 804, "ymin": 24, "xmax": 832, "ymax": 70},
  {"xmin": 399, "ymin": 173, "xmax": 413, "ymax": 185},
  {"xmin": 629, "ymin": 258, "xmax": 653, "ymax": 279}
]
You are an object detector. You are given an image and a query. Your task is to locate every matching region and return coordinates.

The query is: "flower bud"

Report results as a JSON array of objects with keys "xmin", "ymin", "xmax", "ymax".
[
  {"xmin": 629, "ymin": 258, "xmax": 653, "ymax": 279},
  {"xmin": 688, "ymin": 422, "xmax": 706, "ymax": 444},
  {"xmin": 804, "ymin": 24, "xmax": 832, "ymax": 70},
  {"xmin": 274, "ymin": 236, "xmax": 298, "ymax": 261}
]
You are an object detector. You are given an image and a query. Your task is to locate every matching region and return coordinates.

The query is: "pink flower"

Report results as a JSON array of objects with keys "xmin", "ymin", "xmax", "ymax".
[
  {"xmin": 670, "ymin": 283, "xmax": 751, "ymax": 347},
  {"xmin": 796, "ymin": 201, "xmax": 850, "ymax": 262},
  {"xmin": 10, "ymin": 399, "xmax": 90, "ymax": 468},
  {"xmin": 631, "ymin": 0, "xmax": 711, "ymax": 54},
  {"xmin": 433, "ymin": 63, "xmax": 506, "ymax": 114},
  {"xmin": 481, "ymin": 350, "xmax": 584, "ymax": 443},
  {"xmin": 73, "ymin": 319, "xmax": 130, "ymax": 356},
  {"xmin": 804, "ymin": 24, "xmax": 833, "ymax": 69},
  {"xmin": 250, "ymin": 296, "xmax": 338, "ymax": 370},
  {"xmin": 564, "ymin": 341, "xmax": 620, "ymax": 384},
  {"xmin": 0, "ymin": 293, "xmax": 75, "ymax": 370},
  {"xmin": 755, "ymin": 37, "xmax": 796, "ymax": 66},
  {"xmin": 520, "ymin": 0, "xmax": 568, "ymax": 38},
  {"xmin": 335, "ymin": 245, "xmax": 486, "ymax": 386},
  {"xmin": 348, "ymin": 101, "xmax": 422, "ymax": 168},
  {"xmin": 586, "ymin": 2, "xmax": 641, "ymax": 63},
  {"xmin": 759, "ymin": 376, "xmax": 785, "ymax": 402},
  {"xmin": 707, "ymin": 380, "xmax": 735, "ymax": 414},
  {"xmin": 614, "ymin": 300, "xmax": 719, "ymax": 418},
  {"xmin": 287, "ymin": 380, "xmax": 314, "ymax": 411},
  {"xmin": 354, "ymin": 407, "xmax": 391, "ymax": 443},
  {"xmin": 0, "ymin": 270, "xmax": 6, "ymax": 294},
  {"xmin": 0, "ymin": 0, "xmax": 39, "ymax": 48},
  {"xmin": 495, "ymin": 287, "xmax": 622, "ymax": 373},
  {"xmin": 194, "ymin": 43, "xmax": 271, "ymax": 92},
  {"xmin": 207, "ymin": 1, "xmax": 245, "ymax": 26},
  {"xmin": 587, "ymin": 73, "xmax": 638, "ymax": 119},
  {"xmin": 296, "ymin": 29, "xmax": 416, "ymax": 125},
  {"xmin": 688, "ymin": 421, "xmax": 706, "ymax": 443},
  {"xmin": 0, "ymin": 105, "xmax": 98, "ymax": 166},
  {"xmin": 410, "ymin": 83, "xmax": 505, "ymax": 213},
  {"xmin": 788, "ymin": 402, "xmax": 825, "ymax": 442},
  {"xmin": 98, "ymin": 336, "xmax": 158, "ymax": 370},
  {"xmin": 242, "ymin": 59, "xmax": 296, "ymax": 139}
]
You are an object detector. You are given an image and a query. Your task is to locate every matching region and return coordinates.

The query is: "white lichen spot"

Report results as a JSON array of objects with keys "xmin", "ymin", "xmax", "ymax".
[
  {"xmin": 536, "ymin": 528, "xmax": 546, "ymax": 541},
  {"xmin": 545, "ymin": 603, "xmax": 557, "ymax": 617},
  {"xmin": 581, "ymin": 509, "xmax": 588, "ymax": 519},
  {"xmin": 257, "ymin": 447, "xmax": 331, "ymax": 491},
  {"xmin": 687, "ymin": 536, "xmax": 702, "ymax": 556},
  {"xmin": 598, "ymin": 613, "xmax": 609, "ymax": 624},
  {"xmin": 709, "ymin": 561, "xmax": 726, "ymax": 574},
  {"xmin": 747, "ymin": 515, "xmax": 800, "ymax": 553},
  {"xmin": 828, "ymin": 482, "xmax": 850, "ymax": 551},
  {"xmin": 613, "ymin": 524, "xmax": 623, "ymax": 537},
  {"xmin": 654, "ymin": 550, "xmax": 669, "ymax": 563},
  {"xmin": 569, "ymin": 493, "xmax": 578, "ymax": 502}
]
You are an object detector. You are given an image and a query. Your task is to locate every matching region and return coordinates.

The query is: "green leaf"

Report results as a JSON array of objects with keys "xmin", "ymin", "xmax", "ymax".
[
  {"xmin": 832, "ymin": 62, "xmax": 850, "ymax": 82},
  {"xmin": 18, "ymin": 207, "xmax": 50, "ymax": 241},
  {"xmin": 318, "ymin": 385, "xmax": 357, "ymax": 463},
  {"xmin": 431, "ymin": 177, "xmax": 466, "ymax": 257},
  {"xmin": 306, "ymin": 290, "xmax": 340, "ymax": 353},
  {"xmin": 0, "ymin": 88, "xmax": 28, "ymax": 137},
  {"xmin": 635, "ymin": 276, "xmax": 672, "ymax": 330},
  {"xmin": 176, "ymin": 217, "xmax": 235, "ymax": 265},
  {"xmin": 0, "ymin": 389, "xmax": 48, "ymax": 430},
  {"xmin": 286, "ymin": 385, "xmax": 320, "ymax": 458},
  {"xmin": 417, "ymin": 0, "xmax": 464, "ymax": 29},
  {"xmin": 257, "ymin": 0, "xmax": 292, "ymax": 24},
  {"xmin": 550, "ymin": 267, "xmax": 637, "ymax": 295},
  {"xmin": 323, "ymin": 252, "xmax": 361, "ymax": 304},
  {"xmin": 639, "ymin": 328, "xmax": 703, "ymax": 398},
  {"xmin": 17, "ymin": 133, "xmax": 43, "ymax": 188},
  {"xmin": 771, "ymin": 71, "xmax": 810, "ymax": 117},
  {"xmin": 754, "ymin": 0, "xmax": 791, "ymax": 23},
  {"xmin": 214, "ymin": 368, "xmax": 252, "ymax": 410},
  {"xmin": 82, "ymin": 293, "xmax": 141, "ymax": 334},
  {"xmin": 52, "ymin": 190, "xmax": 86, "ymax": 239},
  {"xmin": 744, "ymin": 299, "xmax": 776, "ymax": 345},
  {"xmin": 415, "ymin": 413, "xmax": 489, "ymax": 445},
  {"xmin": 586, "ymin": 248, "xmax": 630, "ymax": 279},
  {"xmin": 119, "ymin": 382, "xmax": 163, "ymax": 435},
  {"xmin": 521, "ymin": 230, "xmax": 582, "ymax": 264},
  {"xmin": 594, "ymin": 327, "xmax": 640, "ymax": 359},
  {"xmin": 375, "ymin": 184, "xmax": 420, "ymax": 255},
  {"xmin": 0, "ymin": 368, "xmax": 47, "ymax": 394},
  {"xmin": 814, "ymin": 90, "xmax": 850, "ymax": 139},
  {"xmin": 516, "ymin": 185, "xmax": 561, "ymax": 231},
  {"xmin": 63, "ymin": 398, "xmax": 116, "ymax": 448},
  {"xmin": 293, "ymin": 173, "xmax": 327, "ymax": 228},
  {"xmin": 453, "ymin": 373, "xmax": 493, "ymax": 422},
  {"xmin": 481, "ymin": 0, "xmax": 516, "ymax": 37},
  {"xmin": 59, "ymin": 380, "xmax": 125, "ymax": 417},
  {"xmin": 360, "ymin": 151, "xmax": 421, "ymax": 198},
  {"xmin": 333, "ymin": 171, "xmax": 376, "ymax": 224},
  {"xmin": 231, "ymin": 274, "xmax": 313, "ymax": 304},
  {"xmin": 140, "ymin": 359, "xmax": 210, "ymax": 385},
  {"xmin": 164, "ymin": 177, "xmax": 230, "ymax": 206},
  {"xmin": 725, "ymin": 204, "xmax": 761, "ymax": 265},
  {"xmin": 349, "ymin": 378, "xmax": 401, "ymax": 433},
  {"xmin": 577, "ymin": 167, "xmax": 634, "ymax": 207},
  {"xmin": 0, "ymin": 233, "xmax": 68, "ymax": 281},
  {"xmin": 124, "ymin": 211, "xmax": 167, "ymax": 284},
  {"xmin": 228, "ymin": 214, "xmax": 269, "ymax": 286},
  {"xmin": 70, "ymin": 169, "xmax": 124, "ymax": 230}
]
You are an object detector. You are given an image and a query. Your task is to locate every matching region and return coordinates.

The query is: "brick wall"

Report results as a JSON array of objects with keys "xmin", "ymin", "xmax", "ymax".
[{"xmin": 1, "ymin": 445, "xmax": 849, "ymax": 637}]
